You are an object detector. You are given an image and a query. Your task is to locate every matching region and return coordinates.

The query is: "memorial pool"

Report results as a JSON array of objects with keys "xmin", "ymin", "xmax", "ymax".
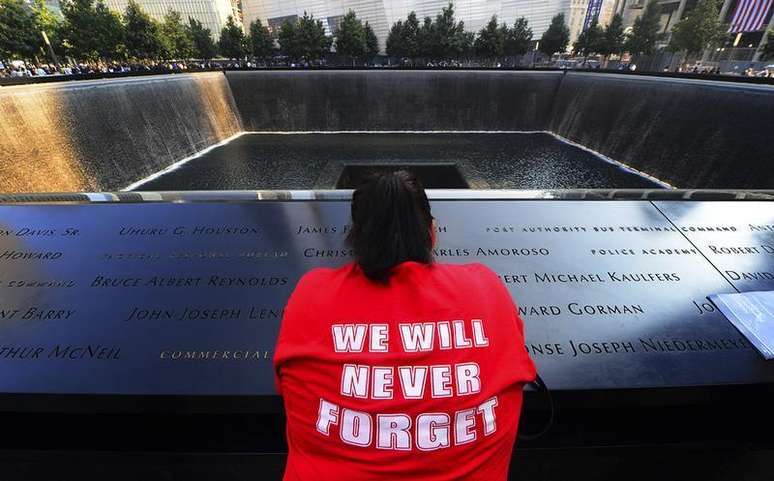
[{"xmin": 128, "ymin": 132, "xmax": 666, "ymax": 191}]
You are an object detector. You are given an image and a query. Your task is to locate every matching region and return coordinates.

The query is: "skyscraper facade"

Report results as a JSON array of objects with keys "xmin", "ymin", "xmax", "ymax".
[
  {"xmin": 103, "ymin": 0, "xmax": 239, "ymax": 39},
  {"xmin": 568, "ymin": 0, "xmax": 613, "ymax": 46}
]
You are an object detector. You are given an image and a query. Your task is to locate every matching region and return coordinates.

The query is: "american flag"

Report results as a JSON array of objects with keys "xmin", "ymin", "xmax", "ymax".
[{"xmin": 728, "ymin": 0, "xmax": 773, "ymax": 33}]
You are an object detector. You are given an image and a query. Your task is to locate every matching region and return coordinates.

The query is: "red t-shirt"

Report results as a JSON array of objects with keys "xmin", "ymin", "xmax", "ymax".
[{"xmin": 274, "ymin": 260, "xmax": 536, "ymax": 481}]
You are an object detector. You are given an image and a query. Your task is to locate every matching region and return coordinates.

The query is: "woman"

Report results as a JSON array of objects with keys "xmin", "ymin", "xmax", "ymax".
[{"xmin": 274, "ymin": 170, "xmax": 536, "ymax": 481}]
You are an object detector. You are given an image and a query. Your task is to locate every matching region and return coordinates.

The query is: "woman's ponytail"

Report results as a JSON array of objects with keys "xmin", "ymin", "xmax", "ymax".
[{"xmin": 346, "ymin": 170, "xmax": 434, "ymax": 284}]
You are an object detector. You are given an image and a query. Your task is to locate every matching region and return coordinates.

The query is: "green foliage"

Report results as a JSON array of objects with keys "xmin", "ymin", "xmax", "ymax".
[
  {"xmin": 160, "ymin": 10, "xmax": 193, "ymax": 59},
  {"xmin": 387, "ymin": 11, "xmax": 420, "ymax": 57},
  {"xmin": 598, "ymin": 13, "xmax": 625, "ymax": 57},
  {"xmin": 124, "ymin": 0, "xmax": 163, "ymax": 59},
  {"xmin": 416, "ymin": 16, "xmax": 434, "ymax": 56},
  {"xmin": 573, "ymin": 17, "xmax": 603, "ymax": 56},
  {"xmin": 94, "ymin": 1, "xmax": 126, "ymax": 59},
  {"xmin": 0, "ymin": 0, "xmax": 39, "ymax": 60},
  {"xmin": 364, "ymin": 21, "xmax": 378, "ymax": 56},
  {"xmin": 624, "ymin": 2, "xmax": 663, "ymax": 55},
  {"xmin": 277, "ymin": 19, "xmax": 297, "ymax": 58},
  {"xmin": 335, "ymin": 10, "xmax": 365, "ymax": 58},
  {"xmin": 474, "ymin": 15, "xmax": 506, "ymax": 58},
  {"xmin": 92, "ymin": 0, "xmax": 127, "ymax": 60},
  {"xmin": 539, "ymin": 13, "xmax": 569, "ymax": 56},
  {"xmin": 572, "ymin": 27, "xmax": 589, "ymax": 56},
  {"xmin": 402, "ymin": 12, "xmax": 420, "ymax": 57},
  {"xmin": 249, "ymin": 18, "xmax": 274, "ymax": 59},
  {"xmin": 430, "ymin": 2, "xmax": 472, "ymax": 58},
  {"xmin": 0, "ymin": 0, "xmax": 62, "ymax": 61},
  {"xmin": 505, "ymin": 16, "xmax": 532, "ymax": 56},
  {"xmin": 392, "ymin": 6, "xmax": 536, "ymax": 60},
  {"xmin": 60, "ymin": 0, "xmax": 125, "ymax": 61},
  {"xmin": 31, "ymin": 0, "xmax": 58, "ymax": 32},
  {"xmin": 386, "ymin": 19, "xmax": 404, "ymax": 56},
  {"xmin": 668, "ymin": 0, "xmax": 726, "ymax": 56},
  {"xmin": 406, "ymin": 3, "xmax": 472, "ymax": 58},
  {"xmin": 187, "ymin": 18, "xmax": 216, "ymax": 59},
  {"xmin": 32, "ymin": 0, "xmax": 63, "ymax": 56},
  {"xmin": 218, "ymin": 15, "xmax": 246, "ymax": 59},
  {"xmin": 277, "ymin": 11, "xmax": 331, "ymax": 61}
]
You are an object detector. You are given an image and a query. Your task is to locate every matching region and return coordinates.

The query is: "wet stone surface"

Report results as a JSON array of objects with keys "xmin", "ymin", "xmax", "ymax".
[{"xmin": 133, "ymin": 133, "xmax": 662, "ymax": 191}]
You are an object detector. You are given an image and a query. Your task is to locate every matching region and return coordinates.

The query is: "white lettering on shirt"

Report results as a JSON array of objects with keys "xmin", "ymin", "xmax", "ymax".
[
  {"xmin": 398, "ymin": 366, "xmax": 428, "ymax": 399},
  {"xmin": 341, "ymin": 409, "xmax": 373, "ymax": 447},
  {"xmin": 370, "ymin": 324, "xmax": 389, "ymax": 352},
  {"xmin": 377, "ymin": 414, "xmax": 412, "ymax": 450},
  {"xmin": 314, "ymin": 396, "xmax": 501, "ymax": 451},
  {"xmin": 399, "ymin": 323, "xmax": 435, "ymax": 352},
  {"xmin": 340, "ymin": 364, "xmax": 369, "ymax": 398},
  {"xmin": 332, "ymin": 324, "xmax": 367, "ymax": 352}
]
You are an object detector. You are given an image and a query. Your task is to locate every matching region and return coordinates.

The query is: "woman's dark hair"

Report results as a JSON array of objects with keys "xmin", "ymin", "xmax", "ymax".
[{"xmin": 346, "ymin": 170, "xmax": 434, "ymax": 284}]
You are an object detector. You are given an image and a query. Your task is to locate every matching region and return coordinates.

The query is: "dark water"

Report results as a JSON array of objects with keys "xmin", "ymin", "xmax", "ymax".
[{"xmin": 133, "ymin": 133, "xmax": 663, "ymax": 191}]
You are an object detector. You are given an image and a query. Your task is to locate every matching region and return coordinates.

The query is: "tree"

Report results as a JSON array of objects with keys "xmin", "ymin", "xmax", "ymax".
[
  {"xmin": 432, "ymin": 2, "xmax": 471, "ymax": 58},
  {"xmin": 460, "ymin": 30, "xmax": 474, "ymax": 56},
  {"xmin": 93, "ymin": 1, "xmax": 125, "ymax": 59},
  {"xmin": 539, "ymin": 13, "xmax": 569, "ymax": 57},
  {"xmin": 218, "ymin": 15, "xmax": 246, "ymax": 59},
  {"xmin": 364, "ymin": 21, "xmax": 378, "ymax": 56},
  {"xmin": 299, "ymin": 11, "xmax": 332, "ymax": 60},
  {"xmin": 278, "ymin": 12, "xmax": 330, "ymax": 61},
  {"xmin": 60, "ymin": 0, "xmax": 125, "ymax": 61},
  {"xmin": 415, "ymin": 16, "xmax": 433, "ymax": 57},
  {"xmin": 277, "ymin": 19, "xmax": 298, "ymax": 58},
  {"xmin": 668, "ymin": 0, "xmax": 726, "ymax": 58},
  {"xmin": 403, "ymin": 12, "xmax": 420, "ymax": 57},
  {"xmin": 187, "ymin": 18, "xmax": 216, "ymax": 59},
  {"xmin": 124, "ymin": 0, "xmax": 163, "ymax": 59},
  {"xmin": 573, "ymin": 17, "xmax": 603, "ymax": 57},
  {"xmin": 598, "ymin": 13, "xmax": 625, "ymax": 61},
  {"xmin": 249, "ymin": 18, "xmax": 274, "ymax": 59},
  {"xmin": 474, "ymin": 15, "xmax": 506, "ymax": 59},
  {"xmin": 32, "ymin": 0, "xmax": 63, "ymax": 58},
  {"xmin": 161, "ymin": 10, "xmax": 193, "ymax": 59},
  {"xmin": 624, "ymin": 1, "xmax": 663, "ymax": 55},
  {"xmin": 505, "ymin": 17, "xmax": 532, "ymax": 57},
  {"xmin": 0, "ymin": 0, "xmax": 39, "ymax": 60},
  {"xmin": 386, "ymin": 20, "xmax": 404, "ymax": 57},
  {"xmin": 335, "ymin": 10, "xmax": 366, "ymax": 60},
  {"xmin": 573, "ymin": 27, "xmax": 588, "ymax": 56},
  {"xmin": 587, "ymin": 18, "xmax": 604, "ymax": 54}
]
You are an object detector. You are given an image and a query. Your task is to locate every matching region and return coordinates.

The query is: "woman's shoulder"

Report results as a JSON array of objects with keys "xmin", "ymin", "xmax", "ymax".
[
  {"xmin": 294, "ymin": 262, "xmax": 356, "ymax": 290},
  {"xmin": 430, "ymin": 261, "xmax": 503, "ymax": 290},
  {"xmin": 296, "ymin": 265, "xmax": 337, "ymax": 285}
]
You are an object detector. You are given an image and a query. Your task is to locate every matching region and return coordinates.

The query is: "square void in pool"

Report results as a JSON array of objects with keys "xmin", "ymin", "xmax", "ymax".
[
  {"xmin": 336, "ymin": 164, "xmax": 469, "ymax": 189},
  {"xmin": 129, "ymin": 133, "xmax": 663, "ymax": 191}
]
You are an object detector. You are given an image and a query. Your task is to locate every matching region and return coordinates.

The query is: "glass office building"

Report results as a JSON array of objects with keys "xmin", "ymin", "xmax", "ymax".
[{"xmin": 104, "ymin": 0, "xmax": 240, "ymax": 39}]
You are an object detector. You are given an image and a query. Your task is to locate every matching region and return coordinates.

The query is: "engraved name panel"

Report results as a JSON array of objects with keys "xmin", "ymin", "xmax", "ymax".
[{"xmin": 0, "ymin": 200, "xmax": 772, "ymax": 395}]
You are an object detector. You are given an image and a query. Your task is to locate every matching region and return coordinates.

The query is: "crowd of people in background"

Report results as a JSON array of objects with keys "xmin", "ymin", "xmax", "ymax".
[
  {"xmin": 663, "ymin": 64, "xmax": 771, "ymax": 76},
  {"xmin": 0, "ymin": 58, "xmax": 339, "ymax": 78},
  {"xmin": 743, "ymin": 66, "xmax": 772, "ymax": 77},
  {"xmin": 0, "ymin": 60, "xmax": 228, "ymax": 78},
  {"xmin": 1, "ymin": 57, "xmax": 771, "ymax": 80}
]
